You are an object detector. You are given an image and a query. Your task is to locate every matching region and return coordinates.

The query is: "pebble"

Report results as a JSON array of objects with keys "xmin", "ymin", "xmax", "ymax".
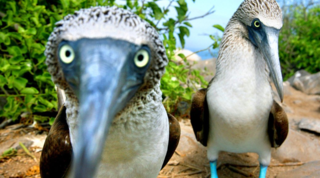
[
  {"xmin": 298, "ymin": 118, "xmax": 320, "ymax": 134},
  {"xmin": 272, "ymin": 129, "xmax": 320, "ymax": 163}
]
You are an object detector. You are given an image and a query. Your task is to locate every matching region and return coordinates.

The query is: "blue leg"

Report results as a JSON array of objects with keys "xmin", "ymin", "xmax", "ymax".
[
  {"xmin": 210, "ymin": 161, "xmax": 218, "ymax": 178},
  {"xmin": 259, "ymin": 164, "xmax": 268, "ymax": 178}
]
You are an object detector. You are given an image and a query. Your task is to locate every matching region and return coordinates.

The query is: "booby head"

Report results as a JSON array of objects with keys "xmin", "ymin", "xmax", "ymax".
[
  {"xmin": 45, "ymin": 6, "xmax": 167, "ymax": 177},
  {"xmin": 233, "ymin": 0, "xmax": 284, "ymax": 101}
]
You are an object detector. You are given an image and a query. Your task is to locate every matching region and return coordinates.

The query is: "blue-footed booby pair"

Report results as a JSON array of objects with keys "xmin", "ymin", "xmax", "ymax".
[
  {"xmin": 190, "ymin": 0, "xmax": 289, "ymax": 177},
  {"xmin": 40, "ymin": 6, "xmax": 180, "ymax": 178}
]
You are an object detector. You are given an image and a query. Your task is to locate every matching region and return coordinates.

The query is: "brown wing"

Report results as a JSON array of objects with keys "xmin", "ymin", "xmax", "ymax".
[
  {"xmin": 190, "ymin": 89, "xmax": 209, "ymax": 146},
  {"xmin": 40, "ymin": 106, "xmax": 73, "ymax": 178},
  {"xmin": 161, "ymin": 113, "xmax": 181, "ymax": 169},
  {"xmin": 268, "ymin": 101, "xmax": 289, "ymax": 148}
]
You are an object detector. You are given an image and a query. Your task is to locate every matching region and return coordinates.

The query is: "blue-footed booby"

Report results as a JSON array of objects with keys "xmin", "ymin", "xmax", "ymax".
[
  {"xmin": 40, "ymin": 6, "xmax": 180, "ymax": 178},
  {"xmin": 190, "ymin": 0, "xmax": 289, "ymax": 177}
]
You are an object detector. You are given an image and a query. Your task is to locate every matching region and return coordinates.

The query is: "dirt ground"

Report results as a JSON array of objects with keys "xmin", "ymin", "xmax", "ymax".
[{"xmin": 0, "ymin": 85, "xmax": 319, "ymax": 178}]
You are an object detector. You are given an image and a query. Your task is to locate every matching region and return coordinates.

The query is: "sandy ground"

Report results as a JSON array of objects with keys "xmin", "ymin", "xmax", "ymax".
[{"xmin": 0, "ymin": 85, "xmax": 319, "ymax": 178}]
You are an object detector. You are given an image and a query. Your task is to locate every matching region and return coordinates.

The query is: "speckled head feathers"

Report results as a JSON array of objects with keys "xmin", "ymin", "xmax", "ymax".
[
  {"xmin": 45, "ymin": 6, "xmax": 168, "ymax": 94},
  {"xmin": 234, "ymin": 0, "xmax": 282, "ymax": 28}
]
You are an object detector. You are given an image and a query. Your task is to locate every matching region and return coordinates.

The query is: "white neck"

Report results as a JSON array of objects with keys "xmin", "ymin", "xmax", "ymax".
[{"xmin": 207, "ymin": 19, "xmax": 272, "ymax": 117}]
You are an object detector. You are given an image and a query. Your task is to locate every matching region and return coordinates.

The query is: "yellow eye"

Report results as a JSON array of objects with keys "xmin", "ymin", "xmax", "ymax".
[
  {"xmin": 254, "ymin": 20, "xmax": 260, "ymax": 28},
  {"xmin": 59, "ymin": 44, "xmax": 75, "ymax": 64},
  {"xmin": 134, "ymin": 49, "xmax": 149, "ymax": 68}
]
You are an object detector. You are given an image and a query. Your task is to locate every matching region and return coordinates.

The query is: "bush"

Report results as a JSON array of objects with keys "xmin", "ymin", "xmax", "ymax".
[
  {"xmin": 0, "ymin": 0, "xmax": 210, "ymax": 122},
  {"xmin": 279, "ymin": 5, "xmax": 320, "ymax": 80}
]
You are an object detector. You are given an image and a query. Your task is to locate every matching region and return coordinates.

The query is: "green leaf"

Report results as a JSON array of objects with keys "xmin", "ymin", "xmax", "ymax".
[
  {"xmin": 1, "ymin": 148, "xmax": 17, "ymax": 157},
  {"xmin": 7, "ymin": 46, "xmax": 22, "ymax": 57},
  {"xmin": 25, "ymin": 94, "xmax": 36, "ymax": 109},
  {"xmin": 177, "ymin": 53, "xmax": 186, "ymax": 60},
  {"xmin": 0, "ymin": 61, "xmax": 10, "ymax": 73},
  {"xmin": 178, "ymin": 26, "xmax": 190, "ymax": 48},
  {"xmin": 9, "ymin": 56, "xmax": 24, "ymax": 64},
  {"xmin": 148, "ymin": 2, "xmax": 163, "ymax": 20},
  {"xmin": 8, "ymin": 32, "xmax": 23, "ymax": 41},
  {"xmin": 0, "ymin": 32, "xmax": 11, "ymax": 45},
  {"xmin": 33, "ymin": 115, "xmax": 49, "ymax": 123},
  {"xmin": 183, "ymin": 22, "xmax": 192, "ymax": 27},
  {"xmin": 49, "ymin": 117, "xmax": 55, "ymax": 125},
  {"xmin": 34, "ymin": 104, "xmax": 47, "ymax": 112},
  {"xmin": 21, "ymin": 87, "xmax": 39, "ymax": 94},
  {"xmin": 9, "ymin": 77, "xmax": 28, "ymax": 90},
  {"xmin": 209, "ymin": 35, "xmax": 216, "ymax": 41},
  {"xmin": 213, "ymin": 24, "xmax": 225, "ymax": 32},
  {"xmin": 61, "ymin": 0, "xmax": 70, "ymax": 9},
  {"xmin": 26, "ymin": 28, "xmax": 37, "ymax": 35},
  {"xmin": 0, "ymin": 75, "xmax": 7, "ymax": 87}
]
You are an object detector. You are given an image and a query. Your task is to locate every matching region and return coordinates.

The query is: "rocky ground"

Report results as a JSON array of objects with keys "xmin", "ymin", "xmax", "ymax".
[{"xmin": 0, "ymin": 61, "xmax": 320, "ymax": 177}]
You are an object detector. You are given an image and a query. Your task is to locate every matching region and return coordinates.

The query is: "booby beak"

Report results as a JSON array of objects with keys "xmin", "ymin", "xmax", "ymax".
[
  {"xmin": 248, "ymin": 23, "xmax": 284, "ymax": 101},
  {"xmin": 57, "ymin": 38, "xmax": 151, "ymax": 178}
]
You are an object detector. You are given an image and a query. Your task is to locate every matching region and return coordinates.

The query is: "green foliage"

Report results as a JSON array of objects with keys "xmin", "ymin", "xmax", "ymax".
[
  {"xmin": 0, "ymin": 0, "xmax": 212, "ymax": 121},
  {"xmin": 0, "ymin": 147, "xmax": 17, "ymax": 159},
  {"xmin": 0, "ymin": 0, "xmax": 59, "ymax": 121},
  {"xmin": 0, "ymin": 0, "xmax": 115, "ymax": 121},
  {"xmin": 279, "ymin": 5, "xmax": 320, "ymax": 80},
  {"xmin": 210, "ymin": 25, "xmax": 224, "ymax": 50}
]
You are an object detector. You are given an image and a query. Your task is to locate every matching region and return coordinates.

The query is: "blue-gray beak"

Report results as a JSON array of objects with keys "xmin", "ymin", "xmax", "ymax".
[
  {"xmin": 248, "ymin": 20, "xmax": 284, "ymax": 101},
  {"xmin": 57, "ymin": 38, "xmax": 151, "ymax": 177}
]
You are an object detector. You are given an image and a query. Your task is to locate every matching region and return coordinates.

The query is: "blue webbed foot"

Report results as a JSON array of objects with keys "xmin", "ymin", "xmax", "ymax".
[
  {"xmin": 210, "ymin": 161, "xmax": 218, "ymax": 178},
  {"xmin": 259, "ymin": 164, "xmax": 268, "ymax": 178}
]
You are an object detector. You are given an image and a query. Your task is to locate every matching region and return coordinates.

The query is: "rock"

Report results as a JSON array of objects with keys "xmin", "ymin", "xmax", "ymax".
[
  {"xmin": 287, "ymin": 70, "xmax": 311, "ymax": 86},
  {"xmin": 282, "ymin": 103, "xmax": 294, "ymax": 114},
  {"xmin": 287, "ymin": 70, "xmax": 320, "ymax": 95},
  {"xmin": 176, "ymin": 101, "xmax": 191, "ymax": 116},
  {"xmin": 175, "ymin": 122, "xmax": 205, "ymax": 157},
  {"xmin": 276, "ymin": 161, "xmax": 320, "ymax": 178},
  {"xmin": 298, "ymin": 118, "xmax": 320, "ymax": 134},
  {"xmin": 0, "ymin": 120, "xmax": 14, "ymax": 129},
  {"xmin": 283, "ymin": 81, "xmax": 292, "ymax": 96},
  {"xmin": 192, "ymin": 58, "xmax": 216, "ymax": 82},
  {"xmin": 12, "ymin": 140, "xmax": 34, "ymax": 150},
  {"xmin": 272, "ymin": 129, "xmax": 320, "ymax": 163}
]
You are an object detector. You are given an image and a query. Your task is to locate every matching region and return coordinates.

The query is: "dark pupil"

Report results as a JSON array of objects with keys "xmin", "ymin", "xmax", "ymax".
[
  {"xmin": 65, "ymin": 50, "xmax": 71, "ymax": 57},
  {"xmin": 255, "ymin": 21, "xmax": 260, "ymax": 27},
  {"xmin": 138, "ymin": 54, "xmax": 144, "ymax": 61}
]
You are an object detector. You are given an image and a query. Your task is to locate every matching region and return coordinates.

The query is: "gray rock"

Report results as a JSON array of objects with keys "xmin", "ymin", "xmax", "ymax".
[
  {"xmin": 192, "ymin": 58, "xmax": 216, "ymax": 82},
  {"xmin": 282, "ymin": 104, "xmax": 294, "ymax": 114},
  {"xmin": 177, "ymin": 101, "xmax": 191, "ymax": 116},
  {"xmin": 276, "ymin": 161, "xmax": 320, "ymax": 178},
  {"xmin": 12, "ymin": 140, "xmax": 34, "ymax": 150},
  {"xmin": 298, "ymin": 118, "xmax": 320, "ymax": 134},
  {"xmin": 272, "ymin": 129, "xmax": 320, "ymax": 163},
  {"xmin": 287, "ymin": 70, "xmax": 311, "ymax": 85},
  {"xmin": 283, "ymin": 81, "xmax": 292, "ymax": 96},
  {"xmin": 287, "ymin": 70, "xmax": 320, "ymax": 95},
  {"xmin": 175, "ymin": 122, "xmax": 205, "ymax": 157}
]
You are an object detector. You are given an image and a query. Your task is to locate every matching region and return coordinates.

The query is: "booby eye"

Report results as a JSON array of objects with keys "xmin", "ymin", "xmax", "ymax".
[
  {"xmin": 134, "ymin": 49, "xmax": 150, "ymax": 68},
  {"xmin": 253, "ymin": 19, "xmax": 261, "ymax": 28},
  {"xmin": 59, "ymin": 44, "xmax": 75, "ymax": 64}
]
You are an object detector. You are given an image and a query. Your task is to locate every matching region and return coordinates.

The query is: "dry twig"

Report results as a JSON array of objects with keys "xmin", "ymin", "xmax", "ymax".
[
  {"xmin": 175, "ymin": 170, "xmax": 203, "ymax": 177},
  {"xmin": 19, "ymin": 142, "xmax": 37, "ymax": 162}
]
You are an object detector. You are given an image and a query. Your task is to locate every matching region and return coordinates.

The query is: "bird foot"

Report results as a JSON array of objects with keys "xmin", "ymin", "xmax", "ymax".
[{"xmin": 209, "ymin": 161, "xmax": 218, "ymax": 178}]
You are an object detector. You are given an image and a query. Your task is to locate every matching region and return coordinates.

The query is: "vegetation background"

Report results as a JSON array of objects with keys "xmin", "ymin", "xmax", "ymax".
[{"xmin": 0, "ymin": 0, "xmax": 319, "ymax": 124}]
